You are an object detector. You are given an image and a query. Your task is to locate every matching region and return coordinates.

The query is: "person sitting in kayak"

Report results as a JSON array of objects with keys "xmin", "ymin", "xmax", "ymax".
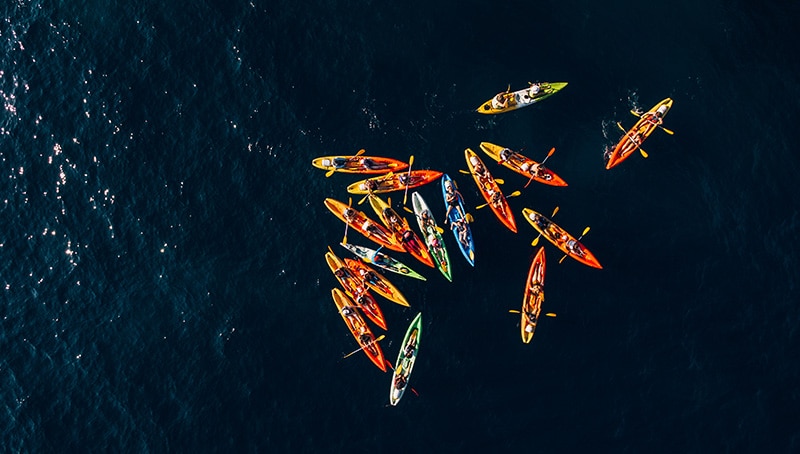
[
  {"xmin": 444, "ymin": 181, "xmax": 466, "ymax": 223},
  {"xmin": 343, "ymin": 208, "xmax": 357, "ymax": 222},
  {"xmin": 492, "ymin": 92, "xmax": 509, "ymax": 109},
  {"xmin": 427, "ymin": 233, "xmax": 440, "ymax": 249},
  {"xmin": 368, "ymin": 246, "xmax": 384, "ymax": 264},
  {"xmin": 364, "ymin": 178, "xmax": 379, "ymax": 192},
  {"xmin": 359, "ymin": 333, "xmax": 373, "ymax": 345},
  {"xmin": 566, "ymin": 239, "xmax": 584, "ymax": 256},
  {"xmin": 451, "ymin": 218, "xmax": 470, "ymax": 248},
  {"xmin": 362, "ymin": 219, "xmax": 383, "ymax": 238},
  {"xmin": 527, "ymin": 82, "xmax": 541, "ymax": 98},
  {"xmin": 334, "ymin": 268, "xmax": 347, "ymax": 278},
  {"xmin": 360, "ymin": 157, "xmax": 387, "ymax": 170},
  {"xmin": 400, "ymin": 230, "xmax": 414, "ymax": 244},
  {"xmin": 394, "ymin": 374, "xmax": 407, "ymax": 389},
  {"xmin": 526, "ymin": 310, "xmax": 538, "ymax": 324},
  {"xmin": 490, "ymin": 190, "xmax": 502, "ymax": 208},
  {"xmin": 341, "ymin": 306, "xmax": 356, "ymax": 317},
  {"xmin": 333, "ymin": 157, "xmax": 349, "ymax": 168}
]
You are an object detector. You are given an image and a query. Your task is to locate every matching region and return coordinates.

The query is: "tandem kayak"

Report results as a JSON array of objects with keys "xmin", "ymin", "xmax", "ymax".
[
  {"xmin": 522, "ymin": 208, "xmax": 602, "ymax": 269},
  {"xmin": 324, "ymin": 198, "xmax": 405, "ymax": 253},
  {"xmin": 390, "ymin": 312, "xmax": 422, "ymax": 406},
  {"xmin": 344, "ymin": 257, "xmax": 410, "ymax": 307},
  {"xmin": 326, "ymin": 250, "xmax": 388, "ymax": 330},
  {"xmin": 479, "ymin": 142, "xmax": 568, "ymax": 187},
  {"xmin": 521, "ymin": 246, "xmax": 546, "ymax": 344},
  {"xmin": 331, "ymin": 288, "xmax": 387, "ymax": 372},
  {"xmin": 346, "ymin": 170, "xmax": 443, "ymax": 195},
  {"xmin": 411, "ymin": 191, "xmax": 452, "ymax": 282},
  {"xmin": 606, "ymin": 98, "xmax": 673, "ymax": 169},
  {"xmin": 464, "ymin": 148, "xmax": 517, "ymax": 233},
  {"xmin": 368, "ymin": 194, "xmax": 435, "ymax": 268},
  {"xmin": 339, "ymin": 242, "xmax": 427, "ymax": 281},
  {"xmin": 441, "ymin": 174, "xmax": 475, "ymax": 266},
  {"xmin": 476, "ymin": 82, "xmax": 567, "ymax": 115},
  {"xmin": 312, "ymin": 154, "xmax": 408, "ymax": 175}
]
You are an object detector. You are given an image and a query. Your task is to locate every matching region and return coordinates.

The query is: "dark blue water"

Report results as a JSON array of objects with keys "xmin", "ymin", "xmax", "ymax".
[{"xmin": 2, "ymin": 0, "xmax": 799, "ymax": 452}]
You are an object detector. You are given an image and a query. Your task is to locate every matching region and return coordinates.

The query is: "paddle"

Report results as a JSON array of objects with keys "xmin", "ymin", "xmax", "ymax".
[
  {"xmin": 509, "ymin": 310, "xmax": 557, "ymax": 317},
  {"xmin": 342, "ymin": 197, "xmax": 353, "ymax": 244},
  {"xmin": 357, "ymin": 172, "xmax": 394, "ymax": 205},
  {"xmin": 459, "ymin": 169, "xmax": 504, "ymax": 185},
  {"xmin": 616, "ymin": 122, "xmax": 648, "ymax": 158},
  {"xmin": 475, "ymin": 190, "xmax": 521, "ymax": 210},
  {"xmin": 559, "ymin": 226, "xmax": 591, "ymax": 264},
  {"xmin": 523, "ymin": 147, "xmax": 556, "ymax": 189},
  {"xmin": 325, "ymin": 149, "xmax": 366, "ymax": 177},
  {"xmin": 342, "ymin": 334, "xmax": 386, "ymax": 359},
  {"xmin": 530, "ymin": 206, "xmax": 559, "ymax": 246},
  {"xmin": 402, "ymin": 155, "xmax": 414, "ymax": 206},
  {"xmin": 630, "ymin": 110, "xmax": 674, "ymax": 135}
]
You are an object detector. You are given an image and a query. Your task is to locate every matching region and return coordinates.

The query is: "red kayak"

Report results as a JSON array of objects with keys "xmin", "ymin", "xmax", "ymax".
[
  {"xmin": 326, "ymin": 250, "xmax": 388, "ymax": 330},
  {"xmin": 331, "ymin": 288, "xmax": 387, "ymax": 372},
  {"xmin": 520, "ymin": 247, "xmax": 546, "ymax": 343}
]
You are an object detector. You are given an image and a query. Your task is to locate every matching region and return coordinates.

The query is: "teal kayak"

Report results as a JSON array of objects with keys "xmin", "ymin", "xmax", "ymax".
[
  {"xmin": 390, "ymin": 312, "xmax": 422, "ymax": 406},
  {"xmin": 339, "ymin": 242, "xmax": 427, "ymax": 281}
]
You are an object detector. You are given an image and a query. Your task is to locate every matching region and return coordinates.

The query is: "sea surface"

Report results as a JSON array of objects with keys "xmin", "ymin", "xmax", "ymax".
[{"xmin": 1, "ymin": 0, "xmax": 799, "ymax": 452}]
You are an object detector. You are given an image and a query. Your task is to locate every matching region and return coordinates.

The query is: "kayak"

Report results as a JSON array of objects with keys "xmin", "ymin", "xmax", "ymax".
[
  {"xmin": 479, "ymin": 142, "xmax": 568, "ymax": 187},
  {"xmin": 441, "ymin": 174, "xmax": 475, "ymax": 266},
  {"xmin": 344, "ymin": 257, "xmax": 410, "ymax": 307},
  {"xmin": 390, "ymin": 312, "xmax": 422, "ymax": 406},
  {"xmin": 521, "ymin": 247, "xmax": 546, "ymax": 344},
  {"xmin": 346, "ymin": 170, "xmax": 443, "ymax": 195},
  {"xmin": 312, "ymin": 154, "xmax": 408, "ymax": 175},
  {"xmin": 325, "ymin": 250, "xmax": 388, "ymax": 330},
  {"xmin": 411, "ymin": 191, "xmax": 452, "ymax": 282},
  {"xmin": 368, "ymin": 194, "xmax": 435, "ymax": 268},
  {"xmin": 339, "ymin": 242, "xmax": 427, "ymax": 281},
  {"xmin": 522, "ymin": 208, "xmax": 602, "ymax": 269},
  {"xmin": 477, "ymin": 82, "xmax": 568, "ymax": 115},
  {"xmin": 331, "ymin": 288, "xmax": 387, "ymax": 372},
  {"xmin": 464, "ymin": 148, "xmax": 517, "ymax": 233},
  {"xmin": 606, "ymin": 98, "xmax": 673, "ymax": 169},
  {"xmin": 324, "ymin": 198, "xmax": 405, "ymax": 253}
]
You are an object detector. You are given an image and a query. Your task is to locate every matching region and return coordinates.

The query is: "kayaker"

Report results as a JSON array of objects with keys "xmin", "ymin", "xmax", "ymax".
[
  {"xmin": 401, "ymin": 230, "xmax": 414, "ymax": 243},
  {"xmin": 333, "ymin": 157, "xmax": 348, "ymax": 168},
  {"xmin": 359, "ymin": 333, "xmax": 373, "ymax": 345},
  {"xmin": 343, "ymin": 208, "xmax": 357, "ymax": 222},
  {"xmin": 395, "ymin": 375, "xmax": 407, "ymax": 389},
  {"xmin": 451, "ymin": 218, "xmax": 470, "ymax": 248},
  {"xmin": 444, "ymin": 181, "xmax": 465, "ymax": 222},
  {"xmin": 528, "ymin": 82, "xmax": 541, "ymax": 97},
  {"xmin": 403, "ymin": 340, "xmax": 416, "ymax": 358},
  {"xmin": 341, "ymin": 306, "xmax": 355, "ymax": 317},
  {"xmin": 490, "ymin": 191, "xmax": 502, "ymax": 208},
  {"xmin": 492, "ymin": 93, "xmax": 509, "ymax": 109},
  {"xmin": 360, "ymin": 157, "xmax": 386, "ymax": 170},
  {"xmin": 364, "ymin": 178, "xmax": 379, "ymax": 192}
]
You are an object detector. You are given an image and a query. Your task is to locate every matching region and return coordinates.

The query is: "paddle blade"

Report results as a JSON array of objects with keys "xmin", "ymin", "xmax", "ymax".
[
  {"xmin": 495, "ymin": 178, "xmax": 504, "ymax": 185},
  {"xmin": 408, "ymin": 155, "xmax": 414, "ymax": 167},
  {"xmin": 355, "ymin": 148, "xmax": 366, "ymax": 156},
  {"xmin": 459, "ymin": 169, "xmax": 471, "ymax": 175},
  {"xmin": 559, "ymin": 254, "xmax": 568, "ymax": 264},
  {"xmin": 435, "ymin": 226, "xmax": 444, "ymax": 234},
  {"xmin": 531, "ymin": 235, "xmax": 540, "ymax": 247},
  {"xmin": 582, "ymin": 226, "xmax": 591, "ymax": 236},
  {"xmin": 508, "ymin": 190, "xmax": 521, "ymax": 198},
  {"xmin": 551, "ymin": 206, "xmax": 560, "ymax": 217},
  {"xmin": 661, "ymin": 126, "xmax": 674, "ymax": 135},
  {"xmin": 325, "ymin": 168, "xmax": 336, "ymax": 178},
  {"xmin": 508, "ymin": 309, "xmax": 521, "ymax": 314},
  {"xmin": 639, "ymin": 149, "xmax": 649, "ymax": 158},
  {"xmin": 475, "ymin": 202, "xmax": 488, "ymax": 210},
  {"xmin": 465, "ymin": 213, "xmax": 474, "ymax": 223},
  {"xmin": 616, "ymin": 122, "xmax": 626, "ymax": 132},
  {"xmin": 545, "ymin": 313, "xmax": 557, "ymax": 318},
  {"xmin": 403, "ymin": 206, "xmax": 414, "ymax": 214},
  {"xmin": 630, "ymin": 109, "xmax": 641, "ymax": 117}
]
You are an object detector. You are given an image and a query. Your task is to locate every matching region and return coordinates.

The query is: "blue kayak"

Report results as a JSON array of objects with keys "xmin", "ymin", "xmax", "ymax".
[{"xmin": 441, "ymin": 174, "xmax": 475, "ymax": 266}]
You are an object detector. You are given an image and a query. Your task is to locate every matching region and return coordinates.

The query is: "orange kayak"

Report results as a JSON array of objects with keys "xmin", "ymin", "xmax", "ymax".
[
  {"xmin": 324, "ymin": 198, "xmax": 404, "ymax": 253},
  {"xmin": 464, "ymin": 148, "xmax": 517, "ymax": 233},
  {"xmin": 326, "ymin": 250, "xmax": 388, "ymax": 330},
  {"xmin": 522, "ymin": 208, "xmax": 602, "ymax": 269},
  {"xmin": 606, "ymin": 98, "xmax": 673, "ymax": 169},
  {"xmin": 346, "ymin": 170, "xmax": 443, "ymax": 194},
  {"xmin": 368, "ymin": 195, "xmax": 435, "ymax": 268},
  {"xmin": 312, "ymin": 154, "xmax": 408, "ymax": 175},
  {"xmin": 331, "ymin": 288, "xmax": 387, "ymax": 372},
  {"xmin": 344, "ymin": 258, "xmax": 410, "ymax": 307},
  {"xmin": 521, "ymin": 247, "xmax": 546, "ymax": 344},
  {"xmin": 479, "ymin": 142, "xmax": 567, "ymax": 187}
]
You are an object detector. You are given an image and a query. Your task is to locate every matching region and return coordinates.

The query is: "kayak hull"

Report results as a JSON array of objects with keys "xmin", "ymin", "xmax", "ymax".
[
  {"xmin": 346, "ymin": 170, "xmax": 443, "ymax": 195},
  {"xmin": 521, "ymin": 247, "xmax": 546, "ymax": 344},
  {"xmin": 390, "ymin": 312, "xmax": 422, "ymax": 406},
  {"xmin": 411, "ymin": 191, "xmax": 452, "ymax": 282},
  {"xmin": 477, "ymin": 82, "xmax": 568, "ymax": 115},
  {"xmin": 331, "ymin": 288, "xmax": 387, "ymax": 372},
  {"xmin": 344, "ymin": 258, "xmax": 410, "ymax": 307},
  {"xmin": 464, "ymin": 148, "xmax": 517, "ymax": 233},
  {"xmin": 339, "ymin": 242, "xmax": 427, "ymax": 281},
  {"xmin": 479, "ymin": 142, "xmax": 568, "ymax": 187},
  {"xmin": 606, "ymin": 98, "xmax": 673, "ymax": 169},
  {"xmin": 522, "ymin": 208, "xmax": 602, "ymax": 269},
  {"xmin": 368, "ymin": 195, "xmax": 435, "ymax": 268},
  {"xmin": 326, "ymin": 250, "xmax": 388, "ymax": 330},
  {"xmin": 441, "ymin": 174, "xmax": 475, "ymax": 266},
  {"xmin": 324, "ymin": 198, "xmax": 405, "ymax": 253},
  {"xmin": 312, "ymin": 155, "xmax": 408, "ymax": 175}
]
